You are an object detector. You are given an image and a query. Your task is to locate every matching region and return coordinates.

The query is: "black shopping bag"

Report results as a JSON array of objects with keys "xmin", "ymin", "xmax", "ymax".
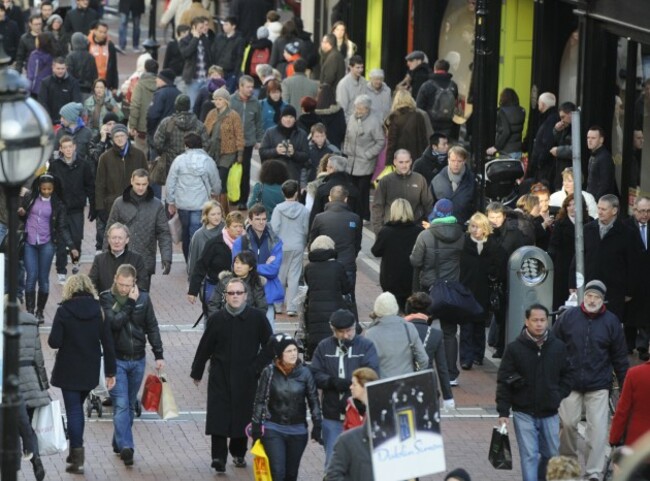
[{"xmin": 488, "ymin": 424, "xmax": 513, "ymax": 470}]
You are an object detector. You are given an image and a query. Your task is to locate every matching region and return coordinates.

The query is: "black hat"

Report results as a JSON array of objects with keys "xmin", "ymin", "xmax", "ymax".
[
  {"xmin": 175, "ymin": 94, "xmax": 191, "ymax": 112},
  {"xmin": 268, "ymin": 333, "xmax": 299, "ymax": 359},
  {"xmin": 405, "ymin": 50, "xmax": 426, "ymax": 61},
  {"xmin": 329, "ymin": 309, "xmax": 356, "ymax": 329},
  {"xmin": 281, "ymin": 104, "xmax": 297, "ymax": 118},
  {"xmin": 157, "ymin": 68, "xmax": 175, "ymax": 84},
  {"xmin": 102, "ymin": 112, "xmax": 119, "ymax": 124},
  {"xmin": 445, "ymin": 468, "xmax": 472, "ymax": 481}
]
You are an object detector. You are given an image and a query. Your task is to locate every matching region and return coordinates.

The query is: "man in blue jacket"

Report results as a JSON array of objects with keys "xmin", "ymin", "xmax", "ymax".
[{"xmin": 552, "ymin": 280, "xmax": 629, "ymax": 481}]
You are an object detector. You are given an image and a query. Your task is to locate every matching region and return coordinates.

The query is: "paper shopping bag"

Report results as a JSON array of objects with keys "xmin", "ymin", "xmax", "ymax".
[
  {"xmin": 488, "ymin": 424, "xmax": 513, "ymax": 470},
  {"xmin": 142, "ymin": 374, "xmax": 163, "ymax": 412},
  {"xmin": 157, "ymin": 375, "xmax": 179, "ymax": 420},
  {"xmin": 32, "ymin": 400, "xmax": 68, "ymax": 456},
  {"xmin": 251, "ymin": 439, "xmax": 273, "ymax": 481}
]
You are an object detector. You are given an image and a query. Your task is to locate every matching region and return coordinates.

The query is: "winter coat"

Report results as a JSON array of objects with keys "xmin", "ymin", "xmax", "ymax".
[
  {"xmin": 309, "ymin": 171, "xmax": 359, "ymax": 226},
  {"xmin": 252, "ymin": 361, "xmax": 322, "ymax": 427},
  {"xmin": 260, "ymin": 97, "xmax": 286, "ymax": 131},
  {"xmin": 230, "ymin": 0, "xmax": 272, "ymax": 40},
  {"xmin": 153, "ymin": 111, "xmax": 209, "ymax": 162},
  {"xmin": 207, "ymin": 270, "xmax": 267, "ymax": 317},
  {"xmin": 65, "ymin": 37, "xmax": 98, "ymax": 93},
  {"xmin": 54, "ymin": 122, "xmax": 94, "ymax": 161},
  {"xmin": 318, "ymin": 48, "xmax": 345, "ymax": 90},
  {"xmin": 282, "ymin": 73, "xmax": 319, "ymax": 112},
  {"xmin": 496, "ymin": 330, "xmax": 572, "ymax": 418},
  {"xmin": 307, "ymin": 140, "xmax": 340, "ymax": 177},
  {"xmin": 459, "ymin": 234, "xmax": 499, "ymax": 312},
  {"xmin": 204, "ymin": 107, "xmax": 245, "ymax": 156},
  {"xmin": 162, "ymin": 39, "xmax": 184, "ymax": 77},
  {"xmin": 165, "ymin": 148, "xmax": 221, "ymax": 210},
  {"xmin": 407, "ymin": 316, "xmax": 452, "ymax": 400},
  {"xmin": 343, "ymin": 112, "xmax": 385, "ymax": 177},
  {"xmin": 147, "ymin": 84, "xmax": 181, "ymax": 135},
  {"xmin": 20, "ymin": 183, "xmax": 73, "ymax": 249},
  {"xmin": 366, "ymin": 82, "xmax": 392, "ymax": 122},
  {"xmin": 188, "ymin": 232, "xmax": 232, "ymax": 296},
  {"xmin": 14, "ymin": 32, "xmax": 37, "ymax": 72},
  {"xmin": 179, "ymin": 34, "xmax": 214, "ymax": 85},
  {"xmin": 413, "ymin": 146, "xmax": 448, "ymax": 187},
  {"xmin": 47, "ymin": 155, "xmax": 95, "ymax": 214},
  {"xmin": 26, "ymin": 49, "xmax": 52, "ymax": 96},
  {"xmin": 315, "ymin": 105, "xmax": 346, "ymax": 149},
  {"xmin": 548, "ymin": 216, "xmax": 581, "ymax": 310},
  {"xmin": 83, "ymin": 92, "xmax": 124, "ymax": 133},
  {"xmin": 0, "ymin": 18, "xmax": 20, "ymax": 61},
  {"xmin": 371, "ymin": 171, "xmax": 433, "ymax": 234},
  {"xmin": 609, "ymin": 361, "xmax": 650, "ymax": 446},
  {"xmin": 410, "ymin": 219, "xmax": 464, "ymax": 289},
  {"xmin": 247, "ymin": 183, "xmax": 284, "ymax": 219},
  {"xmin": 118, "ymin": 0, "xmax": 144, "ymax": 15},
  {"xmin": 622, "ymin": 217, "xmax": 650, "ymax": 328},
  {"xmin": 18, "ymin": 312, "xmax": 50, "ymax": 409},
  {"xmin": 62, "ymin": 7, "xmax": 98, "ymax": 37},
  {"xmin": 336, "ymin": 74, "xmax": 368, "ymax": 119},
  {"xmin": 385, "ymin": 107, "xmax": 429, "ymax": 164},
  {"xmin": 325, "ymin": 421, "xmax": 374, "ymax": 481},
  {"xmin": 310, "ymin": 201, "xmax": 362, "ymax": 272},
  {"xmin": 49, "ymin": 294, "xmax": 116, "ymax": 391},
  {"xmin": 431, "ymin": 166, "xmax": 476, "ymax": 225},
  {"xmin": 415, "ymin": 72, "xmax": 459, "ymax": 134},
  {"xmin": 297, "ymin": 112, "xmax": 322, "ymax": 135},
  {"xmin": 259, "ymin": 125, "xmax": 311, "ymax": 171},
  {"xmin": 371, "ymin": 221, "xmax": 423, "ymax": 299},
  {"xmin": 491, "ymin": 217, "xmax": 526, "ymax": 283},
  {"xmin": 187, "ymin": 223, "xmax": 224, "ymax": 278},
  {"xmin": 270, "ymin": 200, "xmax": 309, "ymax": 252},
  {"xmin": 190, "ymin": 306, "xmax": 272, "ymax": 436},
  {"xmin": 104, "ymin": 186, "xmax": 173, "ymax": 275},
  {"xmin": 365, "ymin": 314, "xmax": 429, "ymax": 378},
  {"xmin": 494, "ymin": 105, "xmax": 526, "ymax": 154},
  {"xmin": 211, "ymin": 31, "xmax": 245, "ymax": 73},
  {"xmin": 37, "ymin": 73, "xmax": 82, "ymax": 123},
  {"xmin": 552, "ymin": 306, "xmax": 628, "ymax": 392},
  {"xmin": 89, "ymin": 246, "xmax": 149, "ymax": 292},
  {"xmin": 233, "ymin": 226, "xmax": 284, "ymax": 304},
  {"xmin": 531, "ymin": 106, "xmax": 560, "ymax": 172},
  {"xmin": 409, "ymin": 62, "xmax": 431, "ymax": 99},
  {"xmin": 310, "ymin": 335, "xmax": 379, "ymax": 421},
  {"xmin": 95, "ymin": 142, "xmax": 149, "ymax": 212},
  {"xmin": 100, "ymin": 290, "xmax": 164, "ymax": 361},
  {"xmin": 128, "ymin": 72, "xmax": 157, "ymax": 133},
  {"xmin": 586, "ymin": 146, "xmax": 618, "ymax": 200},
  {"xmin": 230, "ymin": 92, "xmax": 264, "ymax": 146}
]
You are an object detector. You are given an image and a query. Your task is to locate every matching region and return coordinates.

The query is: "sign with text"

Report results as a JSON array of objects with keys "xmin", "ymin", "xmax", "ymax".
[{"xmin": 366, "ymin": 369, "xmax": 445, "ymax": 481}]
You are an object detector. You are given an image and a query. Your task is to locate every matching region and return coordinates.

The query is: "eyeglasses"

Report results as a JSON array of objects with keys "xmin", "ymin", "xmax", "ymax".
[{"xmin": 226, "ymin": 291, "xmax": 245, "ymax": 296}]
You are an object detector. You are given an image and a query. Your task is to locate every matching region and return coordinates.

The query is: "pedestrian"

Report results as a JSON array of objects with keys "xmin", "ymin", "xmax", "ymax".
[
  {"xmin": 609, "ymin": 359, "xmax": 650, "ymax": 447},
  {"xmin": 324, "ymin": 420, "xmax": 373, "ymax": 481},
  {"xmin": 260, "ymin": 79, "xmax": 286, "ymax": 131},
  {"xmin": 62, "ymin": 0, "xmax": 98, "ymax": 39},
  {"xmin": 371, "ymin": 198, "xmax": 423, "ymax": 310},
  {"xmin": 26, "ymin": 32, "xmax": 57, "ymax": 98},
  {"xmin": 282, "ymin": 58, "xmax": 319, "ymax": 112},
  {"xmin": 146, "ymin": 67, "xmax": 181, "ymax": 158},
  {"xmin": 87, "ymin": 112, "xmax": 118, "ymax": 180},
  {"xmin": 384, "ymin": 88, "xmax": 428, "ymax": 164},
  {"xmin": 48, "ymin": 274, "xmax": 116, "ymax": 474},
  {"xmin": 99, "ymin": 264, "xmax": 164, "ymax": 466},
  {"xmin": 251, "ymin": 333, "xmax": 322, "ymax": 481},
  {"xmin": 65, "ymin": 32, "xmax": 98, "ymax": 98},
  {"xmin": 247, "ymin": 159, "xmax": 290, "ymax": 219},
  {"xmin": 497, "ymin": 303, "xmax": 572, "ymax": 481},
  {"xmin": 336, "ymin": 55, "xmax": 367, "ymax": 119},
  {"xmin": 46, "ymin": 13, "xmax": 65, "ymax": 55},
  {"xmin": 87, "ymin": 21, "xmax": 119, "ymax": 91},
  {"xmin": 0, "ymin": 4, "xmax": 21, "ymax": 63},
  {"xmin": 315, "ymin": 83, "xmax": 346, "ymax": 149},
  {"xmin": 528, "ymin": 92, "xmax": 559, "ymax": 183},
  {"xmin": 269, "ymin": 19, "xmax": 303, "ymax": 69},
  {"xmin": 305, "ymin": 153, "xmax": 333, "ymax": 211},
  {"xmin": 38, "ymin": 58, "xmax": 82, "ymax": 124},
  {"xmin": 550, "ymin": 102, "xmax": 577, "ymax": 189},
  {"xmin": 19, "ymin": 174, "xmax": 78, "ymax": 323},
  {"xmin": 194, "ymin": 67, "xmax": 225, "ymax": 120},
  {"xmin": 277, "ymin": 41, "xmax": 301, "ymax": 78},
  {"xmin": 549, "ymin": 167, "xmax": 598, "ymax": 219},
  {"xmin": 191, "ymin": 277, "xmax": 273, "ymax": 473},
  {"xmin": 310, "ymin": 308, "xmax": 380, "ymax": 465},
  {"xmin": 400, "ymin": 50, "xmax": 430, "ymax": 99},
  {"xmin": 297, "ymin": 96, "xmax": 321, "ymax": 136},
  {"xmin": 117, "ymin": 0, "xmax": 144, "ymax": 53},
  {"xmin": 270, "ymin": 180, "xmax": 309, "ymax": 316},
  {"xmin": 128, "ymin": 58, "xmax": 158, "ymax": 154},
  {"xmin": 187, "ymin": 200, "xmax": 224, "ymax": 282},
  {"xmin": 330, "ymin": 21, "xmax": 356, "ymax": 65},
  {"xmin": 162, "ymin": 25, "xmax": 190, "ymax": 83},
  {"xmin": 165, "ymin": 131, "xmax": 221, "ymax": 261},
  {"xmin": 243, "ymin": 27, "xmax": 273, "ymax": 87},
  {"xmin": 229, "ymin": 0, "xmax": 271, "ymax": 42},
  {"xmin": 89, "ymin": 222, "xmax": 149, "ymax": 292},
  {"xmin": 552, "ymin": 280, "xmax": 629, "ymax": 481},
  {"xmin": 416, "ymin": 58, "xmax": 459, "ymax": 139},
  {"xmin": 210, "ymin": 16, "xmax": 245, "ymax": 93},
  {"xmin": 366, "ymin": 69, "xmax": 392, "ymax": 122},
  {"xmin": 365, "ymin": 292, "xmax": 428, "ymax": 378},
  {"xmin": 84, "ymin": 78, "xmax": 124, "ymax": 134},
  {"xmin": 586, "ymin": 126, "xmax": 618, "ymax": 200},
  {"xmin": 486, "ymin": 87, "xmax": 526, "ymax": 159},
  {"xmin": 318, "ymin": 34, "xmax": 345, "ymax": 90},
  {"xmin": 343, "ymin": 367, "xmax": 379, "ymax": 430},
  {"xmin": 306, "ymin": 123, "xmax": 341, "ymax": 183},
  {"xmin": 14, "ymin": 14, "xmax": 42, "ymax": 73},
  {"xmin": 309, "ymin": 155, "xmax": 359, "ymax": 224},
  {"xmin": 431, "ymin": 145, "xmax": 476, "ymax": 225},
  {"xmin": 55, "ymin": 101, "xmax": 93, "ymax": 162}
]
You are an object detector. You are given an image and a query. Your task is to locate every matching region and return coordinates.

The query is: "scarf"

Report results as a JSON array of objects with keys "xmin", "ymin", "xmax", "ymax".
[
  {"xmin": 580, "ymin": 302, "xmax": 606, "ymax": 319},
  {"xmin": 470, "ymin": 235, "xmax": 486, "ymax": 254},
  {"xmin": 222, "ymin": 229, "xmax": 236, "ymax": 249},
  {"xmin": 266, "ymin": 96, "xmax": 284, "ymax": 125},
  {"xmin": 110, "ymin": 285, "xmax": 129, "ymax": 312},
  {"xmin": 598, "ymin": 219, "xmax": 615, "ymax": 239},
  {"xmin": 277, "ymin": 122, "xmax": 295, "ymax": 139},
  {"xmin": 524, "ymin": 328, "xmax": 548, "ymax": 348},
  {"xmin": 448, "ymin": 164, "xmax": 465, "ymax": 192},
  {"xmin": 113, "ymin": 140, "xmax": 130, "ymax": 159},
  {"xmin": 225, "ymin": 302, "xmax": 246, "ymax": 316}
]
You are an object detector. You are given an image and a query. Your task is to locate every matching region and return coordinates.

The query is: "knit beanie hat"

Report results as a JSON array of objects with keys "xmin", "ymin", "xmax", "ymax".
[
  {"xmin": 59, "ymin": 102, "xmax": 83, "ymax": 123},
  {"xmin": 175, "ymin": 94, "xmax": 191, "ymax": 112},
  {"xmin": 102, "ymin": 112, "xmax": 120, "ymax": 124},
  {"xmin": 157, "ymin": 68, "xmax": 175, "ymax": 84},
  {"xmin": 257, "ymin": 26, "xmax": 269, "ymax": 39},
  {"xmin": 373, "ymin": 292, "xmax": 399, "ymax": 318},
  {"xmin": 111, "ymin": 123, "xmax": 128, "ymax": 136},
  {"xmin": 445, "ymin": 468, "xmax": 472, "ymax": 481},
  {"xmin": 47, "ymin": 13, "xmax": 63, "ymax": 26},
  {"xmin": 429, "ymin": 198, "xmax": 454, "ymax": 221},
  {"xmin": 268, "ymin": 333, "xmax": 299, "ymax": 359},
  {"xmin": 281, "ymin": 104, "xmax": 297, "ymax": 118},
  {"xmin": 213, "ymin": 87, "xmax": 231, "ymax": 102},
  {"xmin": 285, "ymin": 41, "xmax": 300, "ymax": 56},
  {"xmin": 584, "ymin": 280, "xmax": 607, "ymax": 298},
  {"xmin": 329, "ymin": 309, "xmax": 356, "ymax": 329}
]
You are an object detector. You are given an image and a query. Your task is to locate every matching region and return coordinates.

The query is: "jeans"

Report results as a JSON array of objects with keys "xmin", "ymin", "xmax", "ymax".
[
  {"xmin": 24, "ymin": 241, "xmax": 55, "ymax": 293},
  {"xmin": 187, "ymin": 79, "xmax": 207, "ymax": 110},
  {"xmin": 262, "ymin": 428, "xmax": 308, "ymax": 481},
  {"xmin": 459, "ymin": 319, "xmax": 486, "ymax": 365},
  {"xmin": 322, "ymin": 419, "xmax": 343, "ymax": 468},
  {"xmin": 119, "ymin": 12, "xmax": 141, "ymax": 49},
  {"xmin": 211, "ymin": 435, "xmax": 247, "ymax": 462},
  {"xmin": 56, "ymin": 211, "xmax": 84, "ymax": 274},
  {"xmin": 61, "ymin": 390, "xmax": 90, "ymax": 448},
  {"xmin": 440, "ymin": 318, "xmax": 460, "ymax": 380},
  {"xmin": 513, "ymin": 411, "xmax": 560, "ymax": 481},
  {"xmin": 178, "ymin": 209, "xmax": 202, "ymax": 262},
  {"xmin": 110, "ymin": 358, "xmax": 146, "ymax": 451}
]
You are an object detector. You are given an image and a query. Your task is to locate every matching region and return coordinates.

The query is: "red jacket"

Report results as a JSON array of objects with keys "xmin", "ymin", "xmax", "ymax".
[
  {"xmin": 609, "ymin": 361, "xmax": 650, "ymax": 446},
  {"xmin": 343, "ymin": 397, "xmax": 365, "ymax": 431}
]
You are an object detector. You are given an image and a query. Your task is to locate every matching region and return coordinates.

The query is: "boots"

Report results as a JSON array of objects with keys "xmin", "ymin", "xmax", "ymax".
[
  {"xmin": 35, "ymin": 291, "xmax": 48, "ymax": 325},
  {"xmin": 31, "ymin": 456, "xmax": 45, "ymax": 481},
  {"xmin": 25, "ymin": 291, "xmax": 36, "ymax": 315},
  {"xmin": 219, "ymin": 193, "xmax": 230, "ymax": 216},
  {"xmin": 66, "ymin": 447, "xmax": 84, "ymax": 474}
]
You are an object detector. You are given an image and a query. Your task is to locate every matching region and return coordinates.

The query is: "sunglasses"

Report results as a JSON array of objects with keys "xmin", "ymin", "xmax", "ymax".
[{"xmin": 226, "ymin": 291, "xmax": 245, "ymax": 296}]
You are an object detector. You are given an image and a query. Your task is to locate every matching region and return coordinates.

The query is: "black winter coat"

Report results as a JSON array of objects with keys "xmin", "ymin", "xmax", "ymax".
[
  {"xmin": 191, "ymin": 306, "xmax": 272, "ymax": 436},
  {"xmin": 49, "ymin": 294, "xmax": 116, "ymax": 391},
  {"xmin": 459, "ymin": 234, "xmax": 499, "ymax": 313},
  {"xmin": 409, "ymin": 317, "xmax": 453, "ymax": 401},
  {"xmin": 491, "ymin": 217, "xmax": 526, "ymax": 283},
  {"xmin": 230, "ymin": 0, "xmax": 273, "ymax": 42},
  {"xmin": 162, "ymin": 39, "xmax": 184, "ymax": 77},
  {"xmin": 413, "ymin": 146, "xmax": 448, "ymax": 187},
  {"xmin": 259, "ymin": 125, "xmax": 310, "ymax": 168},
  {"xmin": 188, "ymin": 233, "xmax": 232, "ymax": 296},
  {"xmin": 47, "ymin": 155, "xmax": 95, "ymax": 214},
  {"xmin": 309, "ymin": 201, "xmax": 362, "ymax": 271},
  {"xmin": 147, "ymin": 84, "xmax": 182, "ymax": 135},
  {"xmin": 315, "ymin": 106, "xmax": 346, "ymax": 149},
  {"xmin": 623, "ymin": 217, "xmax": 650, "ymax": 327},
  {"xmin": 65, "ymin": 49, "xmax": 98, "ymax": 93},
  {"xmin": 415, "ymin": 72, "xmax": 458, "ymax": 135},
  {"xmin": 89, "ymin": 247, "xmax": 149, "ymax": 292},
  {"xmin": 431, "ymin": 166, "xmax": 476, "ymax": 225},
  {"xmin": 494, "ymin": 105, "xmax": 525, "ymax": 154},
  {"xmin": 531, "ymin": 106, "xmax": 560, "ymax": 172},
  {"xmin": 303, "ymin": 249, "xmax": 351, "ymax": 348},
  {"xmin": 409, "ymin": 62, "xmax": 430, "ymax": 99},
  {"xmin": 118, "ymin": 0, "xmax": 144, "ymax": 15},
  {"xmin": 212, "ymin": 32, "xmax": 246, "ymax": 73},
  {"xmin": 496, "ymin": 330, "xmax": 571, "ymax": 417},
  {"xmin": 100, "ymin": 290, "xmax": 164, "ymax": 361},
  {"xmin": 38, "ymin": 73, "xmax": 82, "ymax": 123},
  {"xmin": 14, "ymin": 32, "xmax": 36, "ymax": 72},
  {"xmin": 180, "ymin": 35, "xmax": 214, "ymax": 85},
  {"xmin": 371, "ymin": 221, "xmax": 423, "ymax": 299},
  {"xmin": 0, "ymin": 18, "xmax": 20, "ymax": 61},
  {"xmin": 586, "ymin": 146, "xmax": 618, "ymax": 200},
  {"xmin": 309, "ymin": 171, "xmax": 359, "ymax": 226},
  {"xmin": 63, "ymin": 7, "xmax": 99, "ymax": 37}
]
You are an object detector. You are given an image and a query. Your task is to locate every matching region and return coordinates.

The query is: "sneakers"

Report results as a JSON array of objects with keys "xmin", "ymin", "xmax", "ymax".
[
  {"xmin": 23, "ymin": 450, "xmax": 33, "ymax": 461},
  {"xmin": 120, "ymin": 447, "xmax": 134, "ymax": 466},
  {"xmin": 450, "ymin": 378, "xmax": 459, "ymax": 386},
  {"xmin": 115, "ymin": 45, "xmax": 126, "ymax": 54},
  {"xmin": 72, "ymin": 263, "xmax": 80, "ymax": 274},
  {"xmin": 233, "ymin": 457, "xmax": 246, "ymax": 468},
  {"xmin": 286, "ymin": 311, "xmax": 298, "ymax": 317},
  {"xmin": 211, "ymin": 458, "xmax": 226, "ymax": 472},
  {"xmin": 57, "ymin": 273, "xmax": 66, "ymax": 285}
]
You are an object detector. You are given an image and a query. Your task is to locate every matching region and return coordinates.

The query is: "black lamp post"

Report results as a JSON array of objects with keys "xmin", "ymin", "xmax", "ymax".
[
  {"xmin": 0, "ymin": 38, "xmax": 54, "ymax": 481},
  {"xmin": 143, "ymin": 0, "xmax": 160, "ymax": 61},
  {"xmin": 473, "ymin": 0, "xmax": 490, "ymax": 211}
]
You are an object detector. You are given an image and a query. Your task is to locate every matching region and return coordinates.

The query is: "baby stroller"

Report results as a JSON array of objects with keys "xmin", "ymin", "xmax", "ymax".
[
  {"xmin": 84, "ymin": 356, "xmax": 142, "ymax": 418},
  {"xmin": 484, "ymin": 157, "xmax": 524, "ymax": 208}
]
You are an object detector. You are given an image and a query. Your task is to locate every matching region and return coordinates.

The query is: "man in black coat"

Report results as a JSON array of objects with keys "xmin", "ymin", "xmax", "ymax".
[
  {"xmin": 211, "ymin": 16, "xmax": 245, "ymax": 93},
  {"xmin": 309, "ymin": 155, "xmax": 359, "ymax": 226},
  {"xmin": 413, "ymin": 132, "xmax": 449, "ymax": 187},
  {"xmin": 416, "ymin": 58, "xmax": 459, "ymax": 139},
  {"xmin": 88, "ymin": 21, "xmax": 119, "ymax": 91},
  {"xmin": 0, "ymin": 4, "xmax": 20, "ymax": 62},
  {"xmin": 3, "ymin": 0, "xmax": 24, "ymax": 36},
  {"xmin": 179, "ymin": 16, "xmax": 213, "ymax": 108},
  {"xmin": 497, "ymin": 303, "xmax": 572, "ymax": 481},
  {"xmin": 191, "ymin": 277, "xmax": 272, "ymax": 473},
  {"xmin": 163, "ymin": 25, "xmax": 190, "ymax": 79},
  {"xmin": 14, "ymin": 13, "xmax": 41, "ymax": 72},
  {"xmin": 586, "ymin": 126, "xmax": 617, "ymax": 200},
  {"xmin": 529, "ymin": 92, "xmax": 560, "ymax": 184},
  {"xmin": 62, "ymin": 0, "xmax": 98, "ymax": 40},
  {"xmin": 230, "ymin": 0, "xmax": 272, "ymax": 43},
  {"xmin": 38, "ymin": 58, "xmax": 82, "ymax": 124}
]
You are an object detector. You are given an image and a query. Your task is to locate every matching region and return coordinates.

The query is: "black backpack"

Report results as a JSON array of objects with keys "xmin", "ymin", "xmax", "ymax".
[{"xmin": 429, "ymin": 81, "xmax": 457, "ymax": 122}]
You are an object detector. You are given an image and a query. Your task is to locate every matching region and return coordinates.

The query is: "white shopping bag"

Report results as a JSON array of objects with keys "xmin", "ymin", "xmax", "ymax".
[{"xmin": 31, "ymin": 400, "xmax": 68, "ymax": 455}]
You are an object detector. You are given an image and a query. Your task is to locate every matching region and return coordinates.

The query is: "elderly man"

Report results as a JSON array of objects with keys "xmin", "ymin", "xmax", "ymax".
[
  {"xmin": 529, "ymin": 92, "xmax": 559, "ymax": 183},
  {"xmin": 431, "ymin": 145, "xmax": 476, "ymax": 225},
  {"xmin": 365, "ymin": 68, "xmax": 391, "ymax": 122},
  {"xmin": 553, "ymin": 280, "xmax": 628, "ymax": 481}
]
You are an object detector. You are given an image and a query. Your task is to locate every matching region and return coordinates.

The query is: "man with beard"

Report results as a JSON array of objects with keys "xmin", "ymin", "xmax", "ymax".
[{"xmin": 552, "ymin": 280, "xmax": 628, "ymax": 481}]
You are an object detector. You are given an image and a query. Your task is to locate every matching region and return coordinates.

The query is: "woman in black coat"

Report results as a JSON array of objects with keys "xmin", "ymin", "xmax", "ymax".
[
  {"xmin": 459, "ymin": 213, "xmax": 499, "ymax": 369},
  {"xmin": 48, "ymin": 274, "xmax": 116, "ymax": 474},
  {"xmin": 371, "ymin": 198, "xmax": 423, "ymax": 311},
  {"xmin": 486, "ymin": 87, "xmax": 526, "ymax": 159},
  {"xmin": 303, "ymin": 235, "xmax": 352, "ymax": 358},
  {"xmin": 314, "ymin": 83, "xmax": 346, "ymax": 149},
  {"xmin": 548, "ymin": 194, "xmax": 589, "ymax": 310}
]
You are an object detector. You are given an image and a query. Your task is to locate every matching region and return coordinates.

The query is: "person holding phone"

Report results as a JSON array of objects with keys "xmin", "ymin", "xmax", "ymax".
[{"xmin": 84, "ymin": 78, "xmax": 124, "ymax": 134}]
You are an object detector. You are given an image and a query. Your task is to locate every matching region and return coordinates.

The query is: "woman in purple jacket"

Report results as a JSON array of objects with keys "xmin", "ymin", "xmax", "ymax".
[{"xmin": 26, "ymin": 32, "xmax": 57, "ymax": 98}]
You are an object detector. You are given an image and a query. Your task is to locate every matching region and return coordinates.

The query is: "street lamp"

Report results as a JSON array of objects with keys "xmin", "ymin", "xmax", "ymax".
[
  {"xmin": 143, "ymin": 0, "xmax": 160, "ymax": 60},
  {"xmin": 0, "ymin": 38, "xmax": 54, "ymax": 481}
]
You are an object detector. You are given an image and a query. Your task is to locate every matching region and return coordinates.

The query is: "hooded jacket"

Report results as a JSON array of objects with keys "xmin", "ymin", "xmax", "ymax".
[
  {"xmin": 128, "ymin": 72, "xmax": 157, "ymax": 133},
  {"xmin": 147, "ymin": 83, "xmax": 182, "ymax": 135},
  {"xmin": 165, "ymin": 148, "xmax": 221, "ymax": 210},
  {"xmin": 270, "ymin": 200, "xmax": 309, "ymax": 251},
  {"xmin": 153, "ymin": 111, "xmax": 210, "ymax": 161},
  {"xmin": 65, "ymin": 33, "xmax": 98, "ymax": 93}
]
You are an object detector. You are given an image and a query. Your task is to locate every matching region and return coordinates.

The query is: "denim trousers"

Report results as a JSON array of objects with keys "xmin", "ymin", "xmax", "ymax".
[
  {"xmin": 110, "ymin": 358, "xmax": 146, "ymax": 451},
  {"xmin": 513, "ymin": 411, "xmax": 560, "ymax": 481},
  {"xmin": 178, "ymin": 209, "xmax": 202, "ymax": 262},
  {"xmin": 322, "ymin": 419, "xmax": 343, "ymax": 468},
  {"xmin": 119, "ymin": 12, "xmax": 141, "ymax": 49},
  {"xmin": 61, "ymin": 390, "xmax": 90, "ymax": 448},
  {"xmin": 24, "ymin": 241, "xmax": 55, "ymax": 293},
  {"xmin": 262, "ymin": 428, "xmax": 308, "ymax": 481},
  {"xmin": 187, "ymin": 79, "xmax": 207, "ymax": 110}
]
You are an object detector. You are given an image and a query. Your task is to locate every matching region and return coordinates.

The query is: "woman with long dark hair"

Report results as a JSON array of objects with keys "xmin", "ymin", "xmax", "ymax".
[
  {"xmin": 486, "ymin": 87, "xmax": 526, "ymax": 159},
  {"xmin": 84, "ymin": 78, "xmax": 124, "ymax": 133}
]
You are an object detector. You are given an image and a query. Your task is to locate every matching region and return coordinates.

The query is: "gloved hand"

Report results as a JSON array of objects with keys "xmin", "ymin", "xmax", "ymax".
[
  {"xmin": 311, "ymin": 423, "xmax": 322, "ymax": 445},
  {"xmin": 88, "ymin": 207, "xmax": 97, "ymax": 222},
  {"xmin": 443, "ymin": 398, "xmax": 455, "ymax": 410},
  {"xmin": 162, "ymin": 261, "xmax": 171, "ymax": 275},
  {"xmin": 251, "ymin": 422, "xmax": 263, "ymax": 442},
  {"xmin": 96, "ymin": 209, "xmax": 108, "ymax": 223},
  {"xmin": 332, "ymin": 377, "xmax": 350, "ymax": 392}
]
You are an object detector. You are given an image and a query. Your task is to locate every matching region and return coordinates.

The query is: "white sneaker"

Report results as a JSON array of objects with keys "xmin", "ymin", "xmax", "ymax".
[
  {"xmin": 450, "ymin": 378, "xmax": 459, "ymax": 387},
  {"xmin": 57, "ymin": 273, "xmax": 66, "ymax": 285}
]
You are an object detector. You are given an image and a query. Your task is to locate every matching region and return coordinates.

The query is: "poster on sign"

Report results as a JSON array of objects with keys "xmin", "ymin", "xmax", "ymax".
[{"xmin": 366, "ymin": 369, "xmax": 445, "ymax": 481}]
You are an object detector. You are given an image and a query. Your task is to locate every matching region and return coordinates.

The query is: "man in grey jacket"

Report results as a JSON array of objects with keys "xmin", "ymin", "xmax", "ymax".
[
  {"xmin": 281, "ymin": 58, "xmax": 319, "ymax": 112},
  {"xmin": 336, "ymin": 55, "xmax": 367, "ymax": 119}
]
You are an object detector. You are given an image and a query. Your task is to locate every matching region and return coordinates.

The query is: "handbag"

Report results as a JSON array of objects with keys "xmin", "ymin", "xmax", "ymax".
[
  {"xmin": 488, "ymin": 423, "xmax": 513, "ymax": 470},
  {"xmin": 403, "ymin": 323, "xmax": 421, "ymax": 371},
  {"xmin": 250, "ymin": 439, "xmax": 273, "ymax": 481},
  {"xmin": 32, "ymin": 400, "xmax": 68, "ymax": 456},
  {"xmin": 168, "ymin": 213, "xmax": 182, "ymax": 244},
  {"xmin": 149, "ymin": 154, "xmax": 169, "ymax": 185},
  {"xmin": 157, "ymin": 375, "xmax": 179, "ymax": 420},
  {"xmin": 428, "ymin": 235, "xmax": 484, "ymax": 319},
  {"xmin": 227, "ymin": 162, "xmax": 243, "ymax": 203},
  {"xmin": 142, "ymin": 374, "xmax": 163, "ymax": 412}
]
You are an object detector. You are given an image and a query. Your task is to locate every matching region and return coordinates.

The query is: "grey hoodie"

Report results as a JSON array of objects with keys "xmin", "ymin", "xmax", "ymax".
[
  {"xmin": 165, "ymin": 148, "xmax": 221, "ymax": 210},
  {"xmin": 270, "ymin": 200, "xmax": 309, "ymax": 251}
]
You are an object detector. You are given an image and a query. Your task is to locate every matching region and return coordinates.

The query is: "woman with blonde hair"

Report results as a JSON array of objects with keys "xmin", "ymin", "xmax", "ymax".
[
  {"xmin": 48, "ymin": 274, "xmax": 116, "ymax": 474},
  {"xmin": 371, "ymin": 198, "xmax": 423, "ymax": 311},
  {"xmin": 459, "ymin": 212, "xmax": 499, "ymax": 370},
  {"xmin": 187, "ymin": 200, "xmax": 224, "ymax": 280},
  {"xmin": 385, "ymin": 88, "xmax": 429, "ymax": 163}
]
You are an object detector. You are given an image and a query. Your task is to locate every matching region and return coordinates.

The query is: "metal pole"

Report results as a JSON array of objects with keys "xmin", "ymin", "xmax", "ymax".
[
  {"xmin": 143, "ymin": 0, "xmax": 160, "ymax": 61},
  {"xmin": 473, "ymin": 0, "xmax": 489, "ymax": 211},
  {"xmin": 1, "ymin": 184, "xmax": 22, "ymax": 481},
  {"xmin": 571, "ymin": 110, "xmax": 585, "ymax": 303}
]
